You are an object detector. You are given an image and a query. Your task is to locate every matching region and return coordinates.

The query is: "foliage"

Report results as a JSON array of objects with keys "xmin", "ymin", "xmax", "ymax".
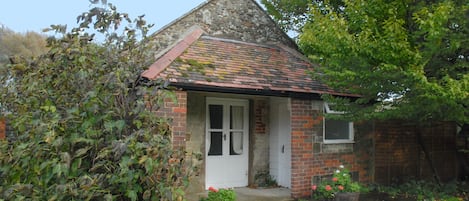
[
  {"xmin": 254, "ymin": 170, "xmax": 278, "ymax": 187},
  {"xmin": 261, "ymin": 0, "xmax": 345, "ymax": 33},
  {"xmin": 0, "ymin": 1, "xmax": 198, "ymax": 200},
  {"xmin": 311, "ymin": 165, "xmax": 365, "ymax": 200},
  {"xmin": 372, "ymin": 180, "xmax": 469, "ymax": 201},
  {"xmin": 0, "ymin": 26, "xmax": 49, "ymax": 64},
  {"xmin": 200, "ymin": 187, "xmax": 236, "ymax": 201},
  {"xmin": 260, "ymin": 0, "xmax": 310, "ymax": 33},
  {"xmin": 263, "ymin": 0, "xmax": 469, "ymax": 125}
]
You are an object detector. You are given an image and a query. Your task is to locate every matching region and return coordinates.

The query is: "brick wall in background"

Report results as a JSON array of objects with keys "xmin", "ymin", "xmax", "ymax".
[{"xmin": 373, "ymin": 121, "xmax": 458, "ymax": 185}]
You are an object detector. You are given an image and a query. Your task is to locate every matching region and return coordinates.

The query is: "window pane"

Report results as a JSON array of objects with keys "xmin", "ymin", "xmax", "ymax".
[
  {"xmin": 209, "ymin": 105, "xmax": 223, "ymax": 129},
  {"xmin": 325, "ymin": 119, "xmax": 350, "ymax": 140},
  {"xmin": 208, "ymin": 132, "xmax": 223, "ymax": 155},
  {"xmin": 230, "ymin": 106, "xmax": 243, "ymax": 129},
  {"xmin": 230, "ymin": 131, "xmax": 243, "ymax": 155}
]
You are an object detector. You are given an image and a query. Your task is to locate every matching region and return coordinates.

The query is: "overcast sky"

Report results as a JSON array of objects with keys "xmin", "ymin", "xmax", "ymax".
[{"xmin": 0, "ymin": 0, "xmax": 208, "ymax": 34}]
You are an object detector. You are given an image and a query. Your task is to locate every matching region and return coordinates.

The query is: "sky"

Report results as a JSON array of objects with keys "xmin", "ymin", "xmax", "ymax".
[{"xmin": 0, "ymin": 0, "xmax": 209, "ymax": 34}]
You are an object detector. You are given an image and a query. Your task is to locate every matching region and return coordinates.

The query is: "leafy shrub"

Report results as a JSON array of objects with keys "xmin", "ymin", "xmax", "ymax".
[
  {"xmin": 312, "ymin": 165, "xmax": 365, "ymax": 200},
  {"xmin": 0, "ymin": 2, "xmax": 198, "ymax": 201},
  {"xmin": 200, "ymin": 187, "xmax": 236, "ymax": 201},
  {"xmin": 373, "ymin": 180, "xmax": 469, "ymax": 201},
  {"xmin": 254, "ymin": 170, "xmax": 278, "ymax": 187}
]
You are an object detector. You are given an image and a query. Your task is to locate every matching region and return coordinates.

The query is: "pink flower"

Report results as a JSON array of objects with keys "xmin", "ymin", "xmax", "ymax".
[
  {"xmin": 208, "ymin": 186, "xmax": 218, "ymax": 193},
  {"xmin": 325, "ymin": 185, "xmax": 332, "ymax": 191},
  {"xmin": 311, "ymin": 185, "xmax": 317, "ymax": 191},
  {"xmin": 338, "ymin": 185, "xmax": 344, "ymax": 191},
  {"xmin": 332, "ymin": 177, "xmax": 338, "ymax": 182}
]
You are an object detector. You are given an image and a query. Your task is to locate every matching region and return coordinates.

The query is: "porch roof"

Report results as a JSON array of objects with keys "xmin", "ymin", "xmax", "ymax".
[{"xmin": 141, "ymin": 28, "xmax": 357, "ymax": 97}]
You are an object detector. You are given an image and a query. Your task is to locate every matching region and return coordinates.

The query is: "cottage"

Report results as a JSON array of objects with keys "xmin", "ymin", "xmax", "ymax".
[{"xmin": 141, "ymin": 0, "xmax": 462, "ymax": 198}]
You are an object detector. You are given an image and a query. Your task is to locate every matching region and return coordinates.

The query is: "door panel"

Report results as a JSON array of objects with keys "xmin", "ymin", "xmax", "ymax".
[
  {"xmin": 206, "ymin": 98, "xmax": 249, "ymax": 189},
  {"xmin": 269, "ymin": 98, "xmax": 291, "ymax": 188}
]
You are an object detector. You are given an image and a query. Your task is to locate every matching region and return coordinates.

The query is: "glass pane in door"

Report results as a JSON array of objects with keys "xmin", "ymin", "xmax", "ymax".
[
  {"xmin": 208, "ymin": 132, "xmax": 223, "ymax": 155},
  {"xmin": 230, "ymin": 106, "xmax": 243, "ymax": 129},
  {"xmin": 230, "ymin": 106, "xmax": 244, "ymax": 155},
  {"xmin": 209, "ymin": 105, "xmax": 223, "ymax": 129},
  {"xmin": 230, "ymin": 131, "xmax": 243, "ymax": 155}
]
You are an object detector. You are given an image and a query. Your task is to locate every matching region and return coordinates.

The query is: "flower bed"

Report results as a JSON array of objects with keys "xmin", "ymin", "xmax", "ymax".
[{"xmin": 311, "ymin": 165, "xmax": 364, "ymax": 201}]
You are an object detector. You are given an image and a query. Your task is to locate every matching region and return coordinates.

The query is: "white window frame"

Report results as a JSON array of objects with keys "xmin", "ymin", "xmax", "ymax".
[{"xmin": 323, "ymin": 102, "xmax": 354, "ymax": 144}]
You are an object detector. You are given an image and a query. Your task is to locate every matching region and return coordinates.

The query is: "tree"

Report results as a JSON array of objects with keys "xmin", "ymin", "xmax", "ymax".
[
  {"xmin": 264, "ymin": 0, "xmax": 469, "ymax": 125},
  {"xmin": 0, "ymin": 2, "xmax": 197, "ymax": 200},
  {"xmin": 0, "ymin": 26, "xmax": 49, "ymax": 64}
]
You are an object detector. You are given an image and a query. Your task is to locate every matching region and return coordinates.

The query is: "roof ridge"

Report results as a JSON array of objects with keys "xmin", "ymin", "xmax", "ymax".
[{"xmin": 141, "ymin": 27, "xmax": 205, "ymax": 80}]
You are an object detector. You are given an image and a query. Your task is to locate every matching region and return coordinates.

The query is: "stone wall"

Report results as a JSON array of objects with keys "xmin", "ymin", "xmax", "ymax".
[
  {"xmin": 185, "ymin": 92, "xmax": 206, "ymax": 196},
  {"xmin": 150, "ymin": 0, "xmax": 296, "ymax": 58},
  {"xmin": 249, "ymin": 98, "xmax": 270, "ymax": 185}
]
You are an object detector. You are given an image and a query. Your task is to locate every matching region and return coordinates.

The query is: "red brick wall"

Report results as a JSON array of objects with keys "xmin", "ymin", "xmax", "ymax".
[
  {"xmin": 289, "ymin": 98, "xmax": 459, "ymax": 198},
  {"xmin": 254, "ymin": 100, "xmax": 267, "ymax": 135},
  {"xmin": 290, "ymin": 99, "xmax": 367, "ymax": 198},
  {"xmin": 373, "ymin": 121, "xmax": 458, "ymax": 185},
  {"xmin": 154, "ymin": 91, "xmax": 187, "ymax": 148}
]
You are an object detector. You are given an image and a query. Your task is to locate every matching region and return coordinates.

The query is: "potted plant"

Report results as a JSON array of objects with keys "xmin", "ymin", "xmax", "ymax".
[{"xmin": 311, "ymin": 165, "xmax": 363, "ymax": 201}]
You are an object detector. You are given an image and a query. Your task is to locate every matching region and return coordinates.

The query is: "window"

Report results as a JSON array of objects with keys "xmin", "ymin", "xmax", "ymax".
[{"xmin": 323, "ymin": 103, "xmax": 354, "ymax": 143}]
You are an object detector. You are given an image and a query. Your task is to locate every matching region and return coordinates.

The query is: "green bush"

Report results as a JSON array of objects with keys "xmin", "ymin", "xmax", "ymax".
[
  {"xmin": 0, "ymin": 2, "xmax": 198, "ymax": 201},
  {"xmin": 200, "ymin": 187, "xmax": 236, "ymax": 201},
  {"xmin": 312, "ymin": 165, "xmax": 365, "ymax": 200},
  {"xmin": 373, "ymin": 180, "xmax": 469, "ymax": 201}
]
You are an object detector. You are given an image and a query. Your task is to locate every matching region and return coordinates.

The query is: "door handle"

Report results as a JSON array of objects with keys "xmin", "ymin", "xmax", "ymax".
[
  {"xmin": 224, "ymin": 134, "xmax": 226, "ymax": 141},
  {"xmin": 282, "ymin": 145, "xmax": 285, "ymax": 153}
]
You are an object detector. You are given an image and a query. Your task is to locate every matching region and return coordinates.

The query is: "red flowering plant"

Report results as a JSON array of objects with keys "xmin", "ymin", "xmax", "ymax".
[
  {"xmin": 200, "ymin": 186, "xmax": 236, "ymax": 201},
  {"xmin": 311, "ymin": 165, "xmax": 363, "ymax": 200}
]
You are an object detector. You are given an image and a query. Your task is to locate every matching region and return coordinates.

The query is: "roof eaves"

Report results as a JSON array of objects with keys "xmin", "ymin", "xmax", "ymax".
[{"xmin": 141, "ymin": 27, "xmax": 204, "ymax": 80}]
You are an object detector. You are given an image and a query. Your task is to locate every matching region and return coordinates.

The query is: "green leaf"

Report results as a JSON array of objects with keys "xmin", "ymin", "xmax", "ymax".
[
  {"xmin": 126, "ymin": 190, "xmax": 138, "ymax": 201},
  {"xmin": 74, "ymin": 147, "xmax": 91, "ymax": 158}
]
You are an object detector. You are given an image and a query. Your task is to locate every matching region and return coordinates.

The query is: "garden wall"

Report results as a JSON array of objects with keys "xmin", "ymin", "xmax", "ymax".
[{"xmin": 373, "ymin": 121, "xmax": 458, "ymax": 185}]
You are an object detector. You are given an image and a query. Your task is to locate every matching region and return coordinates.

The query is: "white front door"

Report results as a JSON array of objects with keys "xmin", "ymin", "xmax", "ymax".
[
  {"xmin": 206, "ymin": 98, "xmax": 249, "ymax": 189},
  {"xmin": 269, "ymin": 98, "xmax": 291, "ymax": 188}
]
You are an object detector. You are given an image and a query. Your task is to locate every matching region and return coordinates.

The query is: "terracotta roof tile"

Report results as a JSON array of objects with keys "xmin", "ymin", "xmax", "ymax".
[
  {"xmin": 141, "ymin": 28, "xmax": 204, "ymax": 80},
  {"xmin": 143, "ymin": 33, "xmax": 356, "ymax": 97}
]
